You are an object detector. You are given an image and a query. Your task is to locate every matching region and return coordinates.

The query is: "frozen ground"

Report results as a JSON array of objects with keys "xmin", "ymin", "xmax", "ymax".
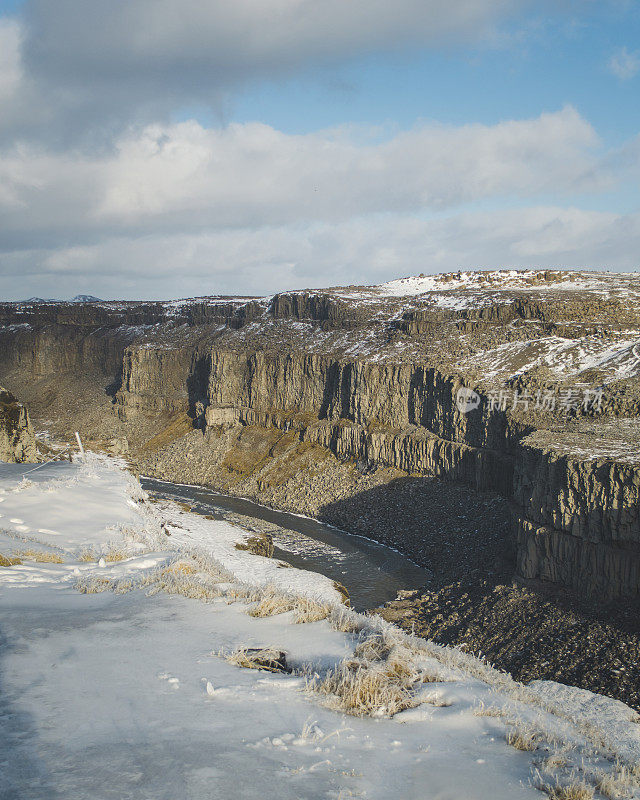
[{"xmin": 0, "ymin": 456, "xmax": 639, "ymax": 800}]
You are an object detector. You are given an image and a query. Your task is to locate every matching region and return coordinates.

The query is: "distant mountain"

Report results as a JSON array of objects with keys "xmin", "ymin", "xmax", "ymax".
[
  {"xmin": 25, "ymin": 297, "xmax": 59, "ymax": 303},
  {"xmin": 23, "ymin": 295, "xmax": 102, "ymax": 304}
]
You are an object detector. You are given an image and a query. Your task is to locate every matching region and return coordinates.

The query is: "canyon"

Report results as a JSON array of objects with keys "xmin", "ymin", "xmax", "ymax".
[{"xmin": 2, "ymin": 269, "xmax": 640, "ymax": 703}]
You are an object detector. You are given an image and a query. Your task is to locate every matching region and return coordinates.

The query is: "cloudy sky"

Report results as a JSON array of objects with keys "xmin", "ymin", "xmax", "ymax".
[{"xmin": 0, "ymin": 1, "xmax": 639, "ymax": 300}]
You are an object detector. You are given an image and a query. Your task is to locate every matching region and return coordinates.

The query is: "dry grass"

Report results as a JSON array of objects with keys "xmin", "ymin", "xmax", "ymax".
[
  {"xmin": 224, "ymin": 584, "xmax": 253, "ymax": 602},
  {"xmin": 75, "ymin": 574, "xmax": 135, "ymax": 594},
  {"xmin": 292, "ymin": 597, "xmax": 331, "ymax": 624},
  {"xmin": 540, "ymin": 782, "xmax": 595, "ymax": 800},
  {"xmin": 308, "ymin": 663, "xmax": 418, "ymax": 718},
  {"xmin": 247, "ymin": 588, "xmax": 297, "ymax": 618},
  {"xmin": 473, "ymin": 704, "xmax": 507, "ymax": 718},
  {"xmin": 539, "ymin": 754, "xmax": 569, "ymax": 772},
  {"xmin": 596, "ymin": 765, "xmax": 639, "ymax": 799},
  {"xmin": 162, "ymin": 560, "xmax": 196, "ymax": 576},
  {"xmin": 142, "ymin": 555, "xmax": 232, "ymax": 602},
  {"xmin": 328, "ymin": 606, "xmax": 364, "ymax": 634},
  {"xmin": 245, "ymin": 587, "xmax": 330, "ymax": 623},
  {"xmin": 75, "ymin": 575, "xmax": 113, "ymax": 594},
  {"xmin": 145, "ymin": 569, "xmax": 222, "ymax": 601},
  {"xmin": 225, "ymin": 647, "xmax": 288, "ymax": 673},
  {"xmin": 140, "ymin": 413, "xmax": 193, "ymax": 452},
  {"xmin": 506, "ymin": 727, "xmax": 541, "ymax": 752},
  {"xmin": 103, "ymin": 544, "xmax": 130, "ymax": 562},
  {"xmin": 383, "ymin": 648, "xmax": 421, "ymax": 682},
  {"xmin": 0, "ymin": 553, "xmax": 22, "ymax": 566},
  {"xmin": 78, "ymin": 543, "xmax": 135, "ymax": 563},
  {"xmin": 14, "ymin": 549, "xmax": 63, "ymax": 564},
  {"xmin": 354, "ymin": 633, "xmax": 391, "ymax": 663}
]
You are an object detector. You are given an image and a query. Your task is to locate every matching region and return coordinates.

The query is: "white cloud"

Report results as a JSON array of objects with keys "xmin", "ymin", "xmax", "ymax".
[
  {"xmin": 2, "ymin": 206, "xmax": 638, "ymax": 301},
  {"xmin": 0, "ymin": 20, "xmax": 22, "ymax": 104},
  {"xmin": 0, "ymin": 108, "xmax": 603, "ymax": 247},
  {"xmin": 608, "ymin": 46, "xmax": 640, "ymax": 80},
  {"xmin": 0, "ymin": 0, "xmax": 533, "ymax": 143},
  {"xmin": 26, "ymin": 0, "xmax": 523, "ymax": 78},
  {"xmin": 0, "ymin": 2, "xmax": 637, "ymax": 301}
]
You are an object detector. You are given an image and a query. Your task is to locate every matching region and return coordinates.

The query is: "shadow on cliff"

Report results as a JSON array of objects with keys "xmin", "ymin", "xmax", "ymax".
[
  {"xmin": 317, "ymin": 474, "xmax": 515, "ymax": 588},
  {"xmin": 185, "ymin": 354, "xmax": 211, "ymax": 426}
]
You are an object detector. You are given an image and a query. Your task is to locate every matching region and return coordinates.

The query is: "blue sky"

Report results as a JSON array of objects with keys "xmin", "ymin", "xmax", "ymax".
[
  {"xmin": 0, "ymin": 0, "xmax": 639, "ymax": 299},
  {"xmin": 229, "ymin": 7, "xmax": 640, "ymax": 144}
]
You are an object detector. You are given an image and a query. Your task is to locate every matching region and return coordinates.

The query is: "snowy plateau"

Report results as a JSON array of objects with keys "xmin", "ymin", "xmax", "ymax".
[{"xmin": 0, "ymin": 455, "xmax": 639, "ymax": 799}]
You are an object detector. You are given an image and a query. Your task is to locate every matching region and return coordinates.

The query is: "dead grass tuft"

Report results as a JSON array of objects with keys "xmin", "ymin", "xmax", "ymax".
[
  {"xmin": 245, "ymin": 586, "xmax": 331, "ymax": 623},
  {"xmin": 473, "ymin": 704, "xmax": 507, "ymax": 718},
  {"xmin": 293, "ymin": 597, "xmax": 330, "ymax": 624},
  {"xmin": 506, "ymin": 727, "xmax": 541, "ymax": 752},
  {"xmin": 354, "ymin": 633, "xmax": 392, "ymax": 663},
  {"xmin": 145, "ymin": 570, "xmax": 222, "ymax": 602},
  {"xmin": 75, "ymin": 575, "xmax": 113, "ymax": 594},
  {"xmin": 328, "ymin": 606, "xmax": 364, "ymax": 634},
  {"xmin": 142, "ymin": 556, "xmax": 231, "ymax": 602},
  {"xmin": 308, "ymin": 663, "xmax": 418, "ymax": 718},
  {"xmin": 383, "ymin": 647, "xmax": 421, "ymax": 682},
  {"xmin": 0, "ymin": 553, "xmax": 22, "ymax": 566},
  {"xmin": 247, "ymin": 588, "xmax": 297, "ymax": 618},
  {"xmin": 596, "ymin": 765, "xmax": 638, "ymax": 799},
  {"xmin": 78, "ymin": 548, "xmax": 96, "ymax": 562},
  {"xmin": 103, "ymin": 544, "xmax": 130, "ymax": 562},
  {"xmin": 14, "ymin": 549, "xmax": 63, "ymax": 564},
  {"xmin": 540, "ymin": 754, "xmax": 568, "ymax": 772},
  {"xmin": 226, "ymin": 647, "xmax": 289, "ymax": 673},
  {"xmin": 163, "ymin": 560, "xmax": 197, "ymax": 576},
  {"xmin": 540, "ymin": 783, "xmax": 595, "ymax": 800}
]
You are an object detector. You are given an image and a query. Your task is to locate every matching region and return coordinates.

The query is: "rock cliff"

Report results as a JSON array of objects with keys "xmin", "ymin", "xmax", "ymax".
[
  {"xmin": 0, "ymin": 388, "xmax": 38, "ymax": 463},
  {"xmin": 2, "ymin": 269, "xmax": 640, "ymax": 598}
]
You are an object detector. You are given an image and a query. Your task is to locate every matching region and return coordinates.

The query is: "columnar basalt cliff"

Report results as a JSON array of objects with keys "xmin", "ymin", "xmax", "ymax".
[
  {"xmin": 2, "ymin": 270, "xmax": 640, "ymax": 600},
  {"xmin": 0, "ymin": 387, "xmax": 37, "ymax": 463}
]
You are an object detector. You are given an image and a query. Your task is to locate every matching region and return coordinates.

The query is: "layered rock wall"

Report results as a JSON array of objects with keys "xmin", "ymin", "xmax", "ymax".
[
  {"xmin": 0, "ymin": 388, "xmax": 38, "ymax": 463},
  {"xmin": 1, "ymin": 294, "xmax": 639, "ymax": 599}
]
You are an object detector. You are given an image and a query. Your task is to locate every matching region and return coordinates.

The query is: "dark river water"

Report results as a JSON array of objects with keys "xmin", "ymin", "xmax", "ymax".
[{"xmin": 141, "ymin": 477, "xmax": 432, "ymax": 611}]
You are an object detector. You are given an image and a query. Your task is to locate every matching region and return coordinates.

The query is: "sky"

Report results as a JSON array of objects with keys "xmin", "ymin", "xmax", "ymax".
[{"xmin": 0, "ymin": 0, "xmax": 639, "ymax": 300}]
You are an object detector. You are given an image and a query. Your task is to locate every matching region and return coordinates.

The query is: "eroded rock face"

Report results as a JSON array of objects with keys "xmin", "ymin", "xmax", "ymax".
[
  {"xmin": 2, "ymin": 269, "xmax": 640, "ymax": 598},
  {"xmin": 0, "ymin": 388, "xmax": 38, "ymax": 463}
]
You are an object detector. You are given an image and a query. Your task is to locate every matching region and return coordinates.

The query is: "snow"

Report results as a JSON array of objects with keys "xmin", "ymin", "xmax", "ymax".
[
  {"xmin": 0, "ymin": 455, "xmax": 638, "ymax": 799},
  {"xmin": 527, "ymin": 680, "xmax": 640, "ymax": 764},
  {"xmin": 454, "ymin": 332, "xmax": 640, "ymax": 383},
  {"xmin": 375, "ymin": 269, "xmax": 640, "ymax": 299}
]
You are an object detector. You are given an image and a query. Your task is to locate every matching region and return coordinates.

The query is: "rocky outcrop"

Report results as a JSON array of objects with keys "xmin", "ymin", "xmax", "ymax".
[
  {"xmin": 512, "ymin": 433, "xmax": 640, "ymax": 598},
  {"xmin": 2, "ymin": 271, "xmax": 640, "ymax": 599},
  {"xmin": 0, "ymin": 388, "xmax": 38, "ymax": 463}
]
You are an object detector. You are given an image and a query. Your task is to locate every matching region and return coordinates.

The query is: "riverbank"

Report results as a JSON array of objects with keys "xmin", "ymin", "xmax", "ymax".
[
  {"xmin": 137, "ymin": 442, "xmax": 640, "ymax": 713},
  {"xmin": 6, "ymin": 455, "xmax": 639, "ymax": 799},
  {"xmin": 140, "ymin": 475, "xmax": 433, "ymax": 611}
]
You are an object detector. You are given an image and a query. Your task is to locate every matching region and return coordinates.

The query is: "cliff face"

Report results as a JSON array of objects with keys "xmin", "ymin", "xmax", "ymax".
[
  {"xmin": 198, "ymin": 350, "xmax": 516, "ymax": 494},
  {"xmin": 2, "ymin": 270, "xmax": 640, "ymax": 599},
  {"xmin": 0, "ymin": 388, "xmax": 38, "ymax": 463}
]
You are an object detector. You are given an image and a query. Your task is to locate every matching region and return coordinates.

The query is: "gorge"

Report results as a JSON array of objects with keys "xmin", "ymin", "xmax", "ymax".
[{"xmin": 2, "ymin": 269, "xmax": 640, "ymax": 706}]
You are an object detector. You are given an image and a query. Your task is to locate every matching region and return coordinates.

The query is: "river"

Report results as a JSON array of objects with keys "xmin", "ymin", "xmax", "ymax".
[{"xmin": 141, "ymin": 477, "xmax": 432, "ymax": 611}]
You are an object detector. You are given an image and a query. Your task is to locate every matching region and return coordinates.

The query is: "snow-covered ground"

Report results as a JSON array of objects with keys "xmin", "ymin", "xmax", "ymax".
[
  {"xmin": 0, "ymin": 456, "xmax": 639, "ymax": 799},
  {"xmin": 374, "ymin": 269, "xmax": 640, "ymax": 301}
]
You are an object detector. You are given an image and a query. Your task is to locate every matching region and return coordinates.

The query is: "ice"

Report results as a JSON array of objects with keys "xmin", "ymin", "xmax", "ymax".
[{"xmin": 0, "ymin": 455, "xmax": 637, "ymax": 799}]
